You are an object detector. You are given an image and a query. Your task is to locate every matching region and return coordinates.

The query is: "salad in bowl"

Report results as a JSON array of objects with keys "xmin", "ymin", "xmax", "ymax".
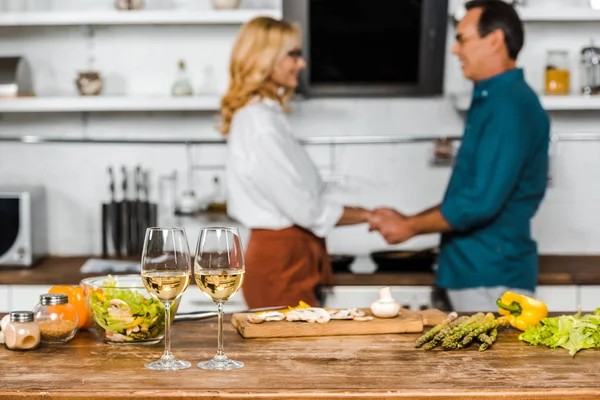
[{"xmin": 81, "ymin": 275, "xmax": 178, "ymax": 345}]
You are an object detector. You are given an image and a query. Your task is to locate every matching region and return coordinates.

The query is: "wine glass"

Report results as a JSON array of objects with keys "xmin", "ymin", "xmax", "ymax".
[
  {"xmin": 141, "ymin": 227, "xmax": 192, "ymax": 370},
  {"xmin": 194, "ymin": 227, "xmax": 245, "ymax": 370}
]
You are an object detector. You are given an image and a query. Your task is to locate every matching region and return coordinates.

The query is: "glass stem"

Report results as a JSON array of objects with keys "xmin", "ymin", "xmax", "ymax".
[
  {"xmin": 216, "ymin": 301, "xmax": 225, "ymax": 357},
  {"xmin": 163, "ymin": 301, "xmax": 172, "ymax": 357}
]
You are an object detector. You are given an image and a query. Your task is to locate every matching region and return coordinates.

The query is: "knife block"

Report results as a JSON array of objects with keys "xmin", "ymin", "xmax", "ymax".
[{"xmin": 102, "ymin": 200, "xmax": 157, "ymax": 258}]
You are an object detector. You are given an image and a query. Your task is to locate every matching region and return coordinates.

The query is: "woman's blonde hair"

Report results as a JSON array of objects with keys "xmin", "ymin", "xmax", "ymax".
[{"xmin": 218, "ymin": 16, "xmax": 300, "ymax": 135}]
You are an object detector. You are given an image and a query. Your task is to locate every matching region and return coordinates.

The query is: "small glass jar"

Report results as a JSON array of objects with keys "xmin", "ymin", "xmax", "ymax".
[
  {"xmin": 4, "ymin": 311, "xmax": 40, "ymax": 351},
  {"xmin": 545, "ymin": 50, "xmax": 570, "ymax": 95},
  {"xmin": 33, "ymin": 293, "xmax": 78, "ymax": 344},
  {"xmin": 581, "ymin": 42, "xmax": 600, "ymax": 96}
]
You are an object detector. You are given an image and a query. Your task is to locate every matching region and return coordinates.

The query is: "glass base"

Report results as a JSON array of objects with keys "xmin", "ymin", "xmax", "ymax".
[
  {"xmin": 197, "ymin": 354, "xmax": 243, "ymax": 371},
  {"xmin": 145, "ymin": 354, "xmax": 191, "ymax": 371}
]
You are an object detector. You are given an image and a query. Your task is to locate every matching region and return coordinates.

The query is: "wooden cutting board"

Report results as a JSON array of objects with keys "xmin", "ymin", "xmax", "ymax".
[{"xmin": 231, "ymin": 308, "xmax": 447, "ymax": 339}]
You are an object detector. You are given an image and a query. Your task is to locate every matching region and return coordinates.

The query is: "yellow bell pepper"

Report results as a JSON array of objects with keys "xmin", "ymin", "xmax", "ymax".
[{"xmin": 497, "ymin": 291, "xmax": 548, "ymax": 331}]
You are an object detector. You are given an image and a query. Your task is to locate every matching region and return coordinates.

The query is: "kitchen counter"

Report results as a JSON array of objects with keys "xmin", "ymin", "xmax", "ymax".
[
  {"xmin": 0, "ymin": 255, "xmax": 598, "ymax": 286},
  {"xmin": 1, "ymin": 317, "xmax": 600, "ymax": 399}
]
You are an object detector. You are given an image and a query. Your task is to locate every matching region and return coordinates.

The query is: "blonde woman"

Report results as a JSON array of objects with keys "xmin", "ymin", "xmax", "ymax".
[{"xmin": 221, "ymin": 17, "xmax": 372, "ymax": 309}]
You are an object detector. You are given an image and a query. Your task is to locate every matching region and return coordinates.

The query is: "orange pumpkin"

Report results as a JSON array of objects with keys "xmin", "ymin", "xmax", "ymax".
[{"xmin": 48, "ymin": 285, "xmax": 92, "ymax": 329}]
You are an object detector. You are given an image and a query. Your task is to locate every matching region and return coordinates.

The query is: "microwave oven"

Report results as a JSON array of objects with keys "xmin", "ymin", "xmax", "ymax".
[
  {"xmin": 0, "ymin": 186, "xmax": 47, "ymax": 267},
  {"xmin": 283, "ymin": 0, "xmax": 449, "ymax": 97}
]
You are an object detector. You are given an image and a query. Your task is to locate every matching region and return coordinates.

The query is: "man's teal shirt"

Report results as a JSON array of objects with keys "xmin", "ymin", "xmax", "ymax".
[{"xmin": 437, "ymin": 68, "xmax": 550, "ymax": 292}]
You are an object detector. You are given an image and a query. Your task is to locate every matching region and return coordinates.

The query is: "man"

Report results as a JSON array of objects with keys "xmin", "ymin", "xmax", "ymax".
[{"xmin": 369, "ymin": 0, "xmax": 550, "ymax": 312}]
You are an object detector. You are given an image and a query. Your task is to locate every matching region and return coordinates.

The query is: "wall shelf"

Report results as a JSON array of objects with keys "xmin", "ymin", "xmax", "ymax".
[
  {"xmin": 0, "ymin": 96, "xmax": 220, "ymax": 113},
  {"xmin": 451, "ymin": 93, "xmax": 600, "ymax": 112},
  {"xmin": 451, "ymin": 7, "xmax": 600, "ymax": 22},
  {"xmin": 0, "ymin": 9, "xmax": 281, "ymax": 27},
  {"xmin": 0, "ymin": 133, "xmax": 598, "ymax": 146},
  {"xmin": 518, "ymin": 7, "xmax": 600, "ymax": 22}
]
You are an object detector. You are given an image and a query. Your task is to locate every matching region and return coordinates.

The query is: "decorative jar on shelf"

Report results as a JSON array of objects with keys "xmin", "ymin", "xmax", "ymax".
[
  {"xmin": 115, "ymin": 0, "xmax": 144, "ymax": 10},
  {"xmin": 76, "ymin": 71, "xmax": 103, "ymax": 96},
  {"xmin": 545, "ymin": 50, "xmax": 570, "ymax": 96},
  {"xmin": 212, "ymin": 0, "xmax": 241, "ymax": 10},
  {"xmin": 581, "ymin": 41, "xmax": 600, "ymax": 96}
]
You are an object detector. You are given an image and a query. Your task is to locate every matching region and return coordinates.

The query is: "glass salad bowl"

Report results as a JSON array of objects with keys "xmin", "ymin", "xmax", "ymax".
[{"xmin": 81, "ymin": 275, "xmax": 179, "ymax": 345}]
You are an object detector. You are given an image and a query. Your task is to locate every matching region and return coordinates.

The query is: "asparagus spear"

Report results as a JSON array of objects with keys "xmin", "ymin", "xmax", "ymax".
[
  {"xmin": 461, "ymin": 315, "xmax": 505, "ymax": 346},
  {"xmin": 423, "ymin": 316, "xmax": 471, "ymax": 351},
  {"xmin": 479, "ymin": 327, "xmax": 498, "ymax": 352},
  {"xmin": 433, "ymin": 316, "xmax": 469, "ymax": 341},
  {"xmin": 478, "ymin": 331, "xmax": 493, "ymax": 346},
  {"xmin": 415, "ymin": 311, "xmax": 458, "ymax": 348},
  {"xmin": 440, "ymin": 313, "xmax": 487, "ymax": 349}
]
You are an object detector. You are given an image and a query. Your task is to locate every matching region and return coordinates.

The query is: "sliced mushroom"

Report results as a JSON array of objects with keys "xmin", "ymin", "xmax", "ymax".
[
  {"xmin": 107, "ymin": 299, "xmax": 133, "ymax": 318},
  {"xmin": 286, "ymin": 308, "xmax": 331, "ymax": 324},
  {"xmin": 247, "ymin": 314, "xmax": 266, "ymax": 324},
  {"xmin": 247, "ymin": 311, "xmax": 285, "ymax": 324}
]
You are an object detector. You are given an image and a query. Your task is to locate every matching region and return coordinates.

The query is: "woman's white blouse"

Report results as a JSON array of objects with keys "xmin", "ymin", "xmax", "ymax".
[{"xmin": 225, "ymin": 97, "xmax": 343, "ymax": 238}]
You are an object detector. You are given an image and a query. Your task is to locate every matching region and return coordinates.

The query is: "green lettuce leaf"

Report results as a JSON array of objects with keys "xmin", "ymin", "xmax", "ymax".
[{"xmin": 519, "ymin": 311, "xmax": 600, "ymax": 356}]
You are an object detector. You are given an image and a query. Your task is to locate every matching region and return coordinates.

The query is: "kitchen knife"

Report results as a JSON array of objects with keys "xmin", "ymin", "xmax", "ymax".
[
  {"xmin": 136, "ymin": 166, "xmax": 148, "ymax": 253},
  {"xmin": 101, "ymin": 203, "xmax": 108, "ymax": 258},
  {"xmin": 173, "ymin": 305, "xmax": 288, "ymax": 322},
  {"xmin": 130, "ymin": 165, "xmax": 142, "ymax": 254},
  {"xmin": 108, "ymin": 166, "xmax": 122, "ymax": 257},
  {"xmin": 120, "ymin": 165, "xmax": 131, "ymax": 256}
]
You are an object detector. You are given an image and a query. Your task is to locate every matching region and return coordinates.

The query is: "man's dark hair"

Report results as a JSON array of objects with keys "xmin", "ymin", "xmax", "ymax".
[{"xmin": 465, "ymin": 0, "xmax": 524, "ymax": 60}]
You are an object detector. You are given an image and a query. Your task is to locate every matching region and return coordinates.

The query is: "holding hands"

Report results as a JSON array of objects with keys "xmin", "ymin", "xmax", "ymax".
[{"xmin": 368, "ymin": 208, "xmax": 417, "ymax": 245}]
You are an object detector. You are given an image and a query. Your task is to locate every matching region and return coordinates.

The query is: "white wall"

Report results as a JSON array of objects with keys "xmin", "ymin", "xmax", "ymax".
[{"xmin": 0, "ymin": 0, "xmax": 599, "ymax": 256}]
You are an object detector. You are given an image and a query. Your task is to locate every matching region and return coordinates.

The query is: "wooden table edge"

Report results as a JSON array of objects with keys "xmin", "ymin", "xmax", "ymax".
[{"xmin": 3, "ymin": 388, "xmax": 600, "ymax": 399}]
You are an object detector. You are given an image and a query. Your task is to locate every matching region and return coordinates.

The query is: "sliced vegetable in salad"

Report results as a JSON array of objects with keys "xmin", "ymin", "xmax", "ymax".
[{"xmin": 88, "ymin": 276, "xmax": 165, "ymax": 342}]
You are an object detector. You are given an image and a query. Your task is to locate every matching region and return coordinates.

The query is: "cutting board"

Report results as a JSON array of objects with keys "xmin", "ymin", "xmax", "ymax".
[{"xmin": 231, "ymin": 308, "xmax": 447, "ymax": 339}]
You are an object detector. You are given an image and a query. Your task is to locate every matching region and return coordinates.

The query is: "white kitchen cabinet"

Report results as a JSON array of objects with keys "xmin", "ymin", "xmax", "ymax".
[
  {"xmin": 324, "ymin": 286, "xmax": 432, "ymax": 311},
  {"xmin": 176, "ymin": 288, "xmax": 247, "ymax": 314},
  {"xmin": 578, "ymin": 286, "xmax": 600, "ymax": 312},
  {"xmin": 535, "ymin": 285, "xmax": 580, "ymax": 312},
  {"xmin": 0, "ymin": 285, "xmax": 10, "ymax": 312},
  {"xmin": 8, "ymin": 285, "xmax": 54, "ymax": 311}
]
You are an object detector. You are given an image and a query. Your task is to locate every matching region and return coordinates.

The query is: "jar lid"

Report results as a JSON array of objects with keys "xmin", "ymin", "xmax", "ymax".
[
  {"xmin": 40, "ymin": 293, "xmax": 69, "ymax": 306},
  {"xmin": 10, "ymin": 311, "xmax": 34, "ymax": 323},
  {"xmin": 582, "ymin": 46, "xmax": 600, "ymax": 54}
]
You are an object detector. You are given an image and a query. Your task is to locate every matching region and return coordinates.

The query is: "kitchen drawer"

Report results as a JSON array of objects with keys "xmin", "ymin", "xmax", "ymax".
[
  {"xmin": 578, "ymin": 286, "xmax": 600, "ymax": 312},
  {"xmin": 0, "ymin": 285, "xmax": 9, "ymax": 312},
  {"xmin": 324, "ymin": 286, "xmax": 433, "ymax": 311},
  {"xmin": 8, "ymin": 285, "xmax": 54, "ymax": 311},
  {"xmin": 535, "ymin": 285, "xmax": 580, "ymax": 312},
  {"xmin": 176, "ymin": 288, "xmax": 247, "ymax": 314}
]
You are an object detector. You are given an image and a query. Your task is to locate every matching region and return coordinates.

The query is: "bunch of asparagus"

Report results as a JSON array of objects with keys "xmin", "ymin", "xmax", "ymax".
[{"xmin": 415, "ymin": 312, "xmax": 509, "ymax": 352}]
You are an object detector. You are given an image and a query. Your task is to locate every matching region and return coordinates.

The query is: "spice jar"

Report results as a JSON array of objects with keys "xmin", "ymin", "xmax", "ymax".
[
  {"xmin": 545, "ymin": 50, "xmax": 570, "ymax": 95},
  {"xmin": 581, "ymin": 41, "xmax": 600, "ymax": 96},
  {"xmin": 33, "ymin": 294, "xmax": 78, "ymax": 344},
  {"xmin": 4, "ymin": 311, "xmax": 40, "ymax": 351}
]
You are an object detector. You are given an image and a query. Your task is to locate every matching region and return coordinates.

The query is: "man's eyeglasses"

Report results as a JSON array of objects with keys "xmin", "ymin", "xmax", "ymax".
[{"xmin": 455, "ymin": 33, "xmax": 479, "ymax": 45}]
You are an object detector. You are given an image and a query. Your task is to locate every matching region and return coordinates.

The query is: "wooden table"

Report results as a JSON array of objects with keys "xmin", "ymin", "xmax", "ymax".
[
  {"xmin": 1, "ymin": 317, "xmax": 600, "ymax": 399},
  {"xmin": 1, "ymin": 254, "xmax": 600, "ymax": 286}
]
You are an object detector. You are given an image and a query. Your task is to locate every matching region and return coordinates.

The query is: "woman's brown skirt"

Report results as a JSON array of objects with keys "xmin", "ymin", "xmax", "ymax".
[{"xmin": 242, "ymin": 226, "xmax": 332, "ymax": 309}]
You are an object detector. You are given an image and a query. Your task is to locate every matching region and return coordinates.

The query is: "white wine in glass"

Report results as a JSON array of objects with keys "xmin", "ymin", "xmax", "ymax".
[
  {"xmin": 194, "ymin": 227, "xmax": 245, "ymax": 370},
  {"xmin": 141, "ymin": 227, "xmax": 192, "ymax": 371},
  {"xmin": 195, "ymin": 269, "xmax": 245, "ymax": 302}
]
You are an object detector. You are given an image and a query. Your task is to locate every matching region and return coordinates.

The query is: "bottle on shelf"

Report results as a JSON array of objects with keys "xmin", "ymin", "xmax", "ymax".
[
  {"xmin": 206, "ymin": 176, "xmax": 227, "ymax": 213},
  {"xmin": 545, "ymin": 50, "xmax": 570, "ymax": 96},
  {"xmin": 171, "ymin": 60, "xmax": 194, "ymax": 97},
  {"xmin": 581, "ymin": 40, "xmax": 600, "ymax": 96}
]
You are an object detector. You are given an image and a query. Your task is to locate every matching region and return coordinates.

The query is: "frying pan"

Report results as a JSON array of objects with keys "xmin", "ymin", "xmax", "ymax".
[
  {"xmin": 329, "ymin": 254, "xmax": 356, "ymax": 273},
  {"xmin": 370, "ymin": 247, "xmax": 437, "ymax": 273}
]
